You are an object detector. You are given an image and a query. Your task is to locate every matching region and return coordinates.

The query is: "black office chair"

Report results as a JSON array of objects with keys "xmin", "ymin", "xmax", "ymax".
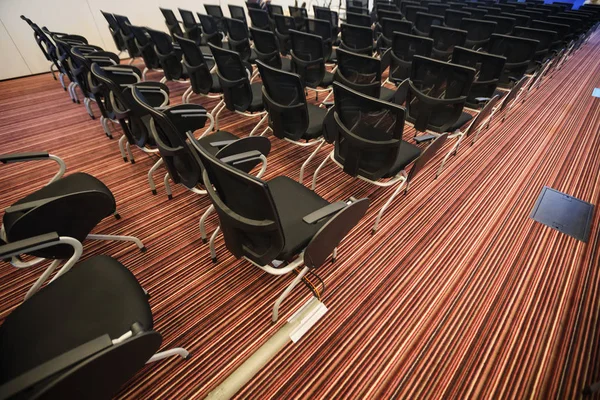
[
  {"xmin": 451, "ymin": 46, "xmax": 506, "ymax": 108},
  {"xmin": 377, "ymin": 18, "xmax": 413, "ymax": 53},
  {"xmin": 414, "ymin": 12, "xmax": 445, "ymax": 36},
  {"xmin": 512, "ymin": 26, "xmax": 557, "ymax": 64},
  {"xmin": 445, "ymin": 9, "xmax": 471, "ymax": 29},
  {"xmin": 487, "ymin": 34, "xmax": 539, "ymax": 86},
  {"xmin": 406, "ymin": 55, "xmax": 475, "ymax": 136},
  {"xmin": 145, "ymin": 28, "xmax": 187, "ymax": 84},
  {"xmin": 173, "ymin": 34, "xmax": 221, "ymax": 105},
  {"xmin": 400, "ymin": 1, "xmax": 421, "ymax": 16},
  {"xmin": 267, "ymin": 3, "xmax": 285, "ymax": 21},
  {"xmin": 178, "ymin": 8, "xmax": 203, "ymax": 45},
  {"xmin": 314, "ymin": 6, "xmax": 340, "ymax": 40},
  {"xmin": 312, "ymin": 82, "xmax": 447, "ymax": 233},
  {"xmin": 257, "ymin": 60, "xmax": 329, "ymax": 183},
  {"xmin": 340, "ymin": 23, "xmax": 375, "ymax": 55},
  {"xmin": 204, "ymin": 4, "xmax": 227, "ymax": 33},
  {"xmin": 289, "ymin": 29, "xmax": 334, "ymax": 98},
  {"xmin": 388, "ymin": 32, "xmax": 434, "ymax": 84},
  {"xmin": 229, "ymin": 4, "xmax": 248, "ymax": 24},
  {"xmin": 500, "ymin": 12, "xmax": 530, "ymax": 28},
  {"xmin": 346, "ymin": 11, "xmax": 373, "ymax": 27},
  {"xmin": 250, "ymin": 27, "xmax": 292, "ymax": 72},
  {"xmin": 0, "ymin": 153, "xmax": 145, "ymax": 300},
  {"xmin": 225, "ymin": 17, "xmax": 256, "ymax": 63},
  {"xmin": 289, "ymin": 5, "xmax": 308, "ymax": 31},
  {"xmin": 20, "ymin": 17, "xmax": 60, "ymax": 81},
  {"xmin": 209, "ymin": 43, "xmax": 268, "ymax": 135},
  {"xmin": 112, "ymin": 15, "xmax": 141, "ymax": 64},
  {"xmin": 0, "ymin": 249, "xmax": 188, "ymax": 399},
  {"xmin": 274, "ymin": 14, "xmax": 296, "ymax": 55},
  {"xmin": 405, "ymin": 5, "xmax": 429, "ymax": 23},
  {"xmin": 159, "ymin": 8, "xmax": 184, "ymax": 39},
  {"xmin": 248, "ymin": 8, "xmax": 271, "ymax": 30},
  {"xmin": 377, "ymin": 10, "xmax": 404, "ymax": 25},
  {"xmin": 484, "ymin": 15, "xmax": 516, "ymax": 34},
  {"xmin": 462, "ymin": 7, "xmax": 488, "ymax": 19},
  {"xmin": 100, "ymin": 11, "xmax": 127, "ymax": 57},
  {"xmin": 429, "ymin": 25, "xmax": 467, "ymax": 60},
  {"xmin": 128, "ymin": 24, "xmax": 161, "ymax": 81},
  {"xmin": 335, "ymin": 47, "xmax": 395, "ymax": 101},
  {"xmin": 460, "ymin": 18, "xmax": 497, "ymax": 49},
  {"xmin": 198, "ymin": 14, "xmax": 224, "ymax": 47},
  {"xmin": 193, "ymin": 126, "xmax": 369, "ymax": 321},
  {"xmin": 530, "ymin": 20, "xmax": 569, "ymax": 51},
  {"xmin": 448, "ymin": 2, "xmax": 466, "ymax": 10},
  {"xmin": 429, "ymin": 3, "xmax": 450, "ymax": 16},
  {"xmin": 307, "ymin": 18, "xmax": 337, "ymax": 63},
  {"xmin": 478, "ymin": 6, "xmax": 502, "ymax": 16}
]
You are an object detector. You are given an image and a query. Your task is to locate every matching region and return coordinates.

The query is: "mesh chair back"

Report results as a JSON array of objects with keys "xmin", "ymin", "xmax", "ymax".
[
  {"xmin": 249, "ymin": 9, "xmax": 270, "ymax": 29},
  {"xmin": 196, "ymin": 141, "xmax": 284, "ymax": 266},
  {"xmin": 307, "ymin": 18, "xmax": 334, "ymax": 60},
  {"xmin": 332, "ymin": 82, "xmax": 407, "ymax": 181},
  {"xmin": 483, "ymin": 15, "xmax": 515, "ymax": 34},
  {"xmin": 462, "ymin": 7, "xmax": 488, "ymax": 19},
  {"xmin": 429, "ymin": 3, "xmax": 450, "ymax": 16},
  {"xmin": 478, "ymin": 6, "xmax": 502, "ymax": 15},
  {"xmin": 381, "ymin": 18, "xmax": 412, "ymax": 39},
  {"xmin": 429, "ymin": 26, "xmax": 467, "ymax": 60},
  {"xmin": 160, "ymin": 8, "xmax": 184, "ymax": 38},
  {"xmin": 401, "ymin": 1, "xmax": 421, "ymax": 16},
  {"xmin": 340, "ymin": 23, "xmax": 374, "ymax": 55},
  {"xmin": 198, "ymin": 14, "xmax": 223, "ymax": 46},
  {"xmin": 487, "ymin": 33, "xmax": 539, "ymax": 64},
  {"xmin": 448, "ymin": 2, "xmax": 466, "ymax": 10},
  {"xmin": 205, "ymin": 4, "xmax": 224, "ymax": 18},
  {"xmin": 250, "ymin": 27, "xmax": 283, "ymax": 68},
  {"xmin": 146, "ymin": 28, "xmax": 183, "ymax": 81},
  {"xmin": 314, "ymin": 6, "xmax": 339, "ymax": 30},
  {"xmin": 460, "ymin": 18, "xmax": 497, "ymax": 48},
  {"xmin": 335, "ymin": 48, "xmax": 383, "ymax": 98},
  {"xmin": 267, "ymin": 4, "xmax": 284, "ymax": 18},
  {"xmin": 500, "ymin": 12, "xmax": 530, "ymax": 27},
  {"xmin": 415, "ymin": 12, "xmax": 445, "ymax": 36},
  {"xmin": 178, "ymin": 8, "xmax": 202, "ymax": 44},
  {"xmin": 347, "ymin": 11, "xmax": 372, "ymax": 27},
  {"xmin": 225, "ymin": 18, "xmax": 252, "ymax": 61},
  {"xmin": 101, "ymin": 11, "xmax": 126, "ymax": 52},
  {"xmin": 290, "ymin": 29, "xmax": 326, "ymax": 88},
  {"xmin": 114, "ymin": 15, "xmax": 141, "ymax": 58},
  {"xmin": 445, "ymin": 10, "xmax": 471, "ymax": 29},
  {"xmin": 405, "ymin": 5, "xmax": 428, "ymax": 23},
  {"xmin": 289, "ymin": 6, "xmax": 308, "ymax": 30},
  {"xmin": 407, "ymin": 55, "xmax": 475, "ymax": 132},
  {"xmin": 377, "ymin": 10, "xmax": 404, "ymax": 24},
  {"xmin": 512, "ymin": 26, "xmax": 557, "ymax": 54},
  {"xmin": 257, "ymin": 61, "xmax": 310, "ymax": 141},
  {"xmin": 174, "ymin": 34, "xmax": 213, "ymax": 94},
  {"xmin": 390, "ymin": 32, "xmax": 433, "ymax": 82},
  {"xmin": 229, "ymin": 5, "xmax": 247, "ymax": 23},
  {"xmin": 128, "ymin": 24, "xmax": 160, "ymax": 70},
  {"xmin": 210, "ymin": 43, "xmax": 254, "ymax": 112},
  {"xmin": 451, "ymin": 46, "xmax": 505, "ymax": 105}
]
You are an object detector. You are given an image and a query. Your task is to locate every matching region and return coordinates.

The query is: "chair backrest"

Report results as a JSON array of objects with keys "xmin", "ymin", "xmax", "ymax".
[
  {"xmin": 462, "ymin": 7, "xmax": 488, "ymax": 19},
  {"xmin": 390, "ymin": 32, "xmax": 433, "ymax": 82},
  {"xmin": 205, "ymin": 4, "xmax": 224, "ymax": 18},
  {"xmin": 530, "ymin": 20, "xmax": 569, "ymax": 40},
  {"xmin": 101, "ymin": 11, "xmax": 126, "ymax": 52},
  {"xmin": 113, "ymin": 14, "xmax": 140, "ymax": 57},
  {"xmin": 429, "ymin": 26, "xmax": 467, "ymax": 60},
  {"xmin": 274, "ymin": 14, "xmax": 296, "ymax": 34},
  {"xmin": 210, "ymin": 43, "xmax": 254, "ymax": 112},
  {"xmin": 500, "ymin": 12, "xmax": 530, "ymax": 27},
  {"xmin": 487, "ymin": 33, "xmax": 539, "ymax": 64},
  {"xmin": 267, "ymin": 3, "xmax": 284, "ymax": 18},
  {"xmin": 307, "ymin": 18, "xmax": 333, "ymax": 41},
  {"xmin": 483, "ymin": 15, "xmax": 515, "ymax": 34},
  {"xmin": 340, "ymin": 23, "xmax": 374, "ymax": 55},
  {"xmin": 452, "ymin": 45, "xmax": 506, "ymax": 82},
  {"xmin": 289, "ymin": 29, "xmax": 326, "ymax": 88},
  {"xmin": 331, "ymin": 82, "xmax": 408, "ymax": 181},
  {"xmin": 512, "ymin": 26, "xmax": 557, "ymax": 53},
  {"xmin": 145, "ymin": 28, "xmax": 183, "ymax": 81},
  {"xmin": 174, "ymin": 34, "xmax": 213, "ymax": 95},
  {"xmin": 380, "ymin": 18, "xmax": 412, "ymax": 40},
  {"xmin": 314, "ymin": 6, "xmax": 339, "ymax": 30},
  {"xmin": 335, "ymin": 47, "xmax": 383, "ymax": 98},
  {"xmin": 401, "ymin": 1, "xmax": 421, "ymax": 16},
  {"xmin": 448, "ymin": 2, "xmax": 466, "ymax": 10},
  {"xmin": 160, "ymin": 8, "xmax": 184, "ymax": 38},
  {"xmin": 429, "ymin": 3, "xmax": 450, "ymax": 16},
  {"xmin": 178, "ymin": 8, "xmax": 202, "ymax": 44},
  {"xmin": 289, "ymin": 6, "xmax": 308, "ymax": 30},
  {"xmin": 460, "ymin": 18, "xmax": 497, "ymax": 48},
  {"xmin": 445, "ymin": 9, "xmax": 472, "ymax": 29},
  {"xmin": 257, "ymin": 60, "xmax": 311, "ymax": 141},
  {"xmin": 128, "ymin": 24, "xmax": 160, "ymax": 70},
  {"xmin": 415, "ymin": 12, "xmax": 445, "ymax": 36},
  {"xmin": 347, "ymin": 11, "xmax": 372, "ymax": 27},
  {"xmin": 405, "ymin": 5, "xmax": 428, "ymax": 23},
  {"xmin": 249, "ymin": 8, "xmax": 270, "ymax": 30},
  {"xmin": 229, "ymin": 5, "xmax": 247, "ymax": 24},
  {"xmin": 250, "ymin": 27, "xmax": 282, "ymax": 68},
  {"xmin": 478, "ymin": 6, "xmax": 502, "ymax": 15},
  {"xmin": 225, "ymin": 17, "xmax": 252, "ymax": 61},
  {"xmin": 195, "ymin": 139, "xmax": 284, "ymax": 266},
  {"xmin": 197, "ymin": 14, "xmax": 223, "ymax": 47},
  {"xmin": 407, "ymin": 55, "xmax": 475, "ymax": 132}
]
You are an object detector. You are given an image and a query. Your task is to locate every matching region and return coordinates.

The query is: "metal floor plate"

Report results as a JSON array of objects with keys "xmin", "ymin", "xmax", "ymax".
[{"xmin": 530, "ymin": 186, "xmax": 594, "ymax": 242}]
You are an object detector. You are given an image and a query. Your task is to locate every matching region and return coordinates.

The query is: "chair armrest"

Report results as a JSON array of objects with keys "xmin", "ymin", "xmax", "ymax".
[
  {"xmin": 164, "ymin": 104, "xmax": 209, "ymax": 135},
  {"xmin": 209, "ymin": 140, "xmax": 237, "ymax": 148},
  {"xmin": 303, "ymin": 201, "xmax": 348, "ymax": 224},
  {"xmin": 4, "ymin": 197, "xmax": 60, "ymax": 214},
  {"xmin": 0, "ymin": 334, "xmax": 112, "ymax": 400},
  {"xmin": 0, "ymin": 232, "xmax": 60, "ymax": 259},
  {"xmin": 303, "ymin": 198, "xmax": 370, "ymax": 269},
  {"xmin": 413, "ymin": 133, "xmax": 437, "ymax": 143},
  {"xmin": 0, "ymin": 152, "xmax": 49, "ymax": 163},
  {"xmin": 219, "ymin": 150, "xmax": 263, "ymax": 165},
  {"xmin": 474, "ymin": 97, "xmax": 491, "ymax": 104}
]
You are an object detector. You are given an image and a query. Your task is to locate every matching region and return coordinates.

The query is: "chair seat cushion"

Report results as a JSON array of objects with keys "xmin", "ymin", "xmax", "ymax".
[
  {"xmin": 448, "ymin": 111, "xmax": 474, "ymax": 132},
  {"xmin": 0, "ymin": 255, "xmax": 152, "ymax": 383},
  {"xmin": 379, "ymin": 86, "xmax": 395, "ymax": 102},
  {"xmin": 304, "ymin": 104, "xmax": 328, "ymax": 139},
  {"xmin": 196, "ymin": 130, "xmax": 239, "ymax": 156},
  {"xmin": 268, "ymin": 176, "xmax": 331, "ymax": 260},
  {"xmin": 383, "ymin": 141, "xmax": 422, "ymax": 178},
  {"xmin": 248, "ymin": 82, "xmax": 265, "ymax": 112}
]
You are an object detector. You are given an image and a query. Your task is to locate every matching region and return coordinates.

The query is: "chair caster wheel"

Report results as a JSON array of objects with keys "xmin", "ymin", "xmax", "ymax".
[
  {"xmin": 108, "ymin": 135, "xmax": 113, "ymax": 139},
  {"xmin": 151, "ymin": 189, "xmax": 157, "ymax": 195},
  {"xmin": 168, "ymin": 195, "xmax": 173, "ymax": 200},
  {"xmin": 91, "ymin": 116, "xmax": 95, "ymax": 120},
  {"xmin": 76, "ymin": 100, "xmax": 80, "ymax": 104},
  {"xmin": 371, "ymin": 229, "xmax": 376, "ymax": 235},
  {"xmin": 72, "ymin": 99, "xmax": 76, "ymax": 103},
  {"xmin": 63, "ymin": 87, "xmax": 67, "ymax": 91},
  {"xmin": 114, "ymin": 213, "xmax": 121, "ymax": 220},
  {"xmin": 130, "ymin": 160, "xmax": 135, "ymax": 164},
  {"xmin": 123, "ymin": 157, "xmax": 128, "ymax": 162},
  {"xmin": 140, "ymin": 246, "xmax": 147, "ymax": 253},
  {"xmin": 202, "ymin": 238, "xmax": 207, "ymax": 244},
  {"xmin": 331, "ymin": 257, "xmax": 336, "ymax": 263},
  {"xmin": 211, "ymin": 257, "xmax": 217, "ymax": 263}
]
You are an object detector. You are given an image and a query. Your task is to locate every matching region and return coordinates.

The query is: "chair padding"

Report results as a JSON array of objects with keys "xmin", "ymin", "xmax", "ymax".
[
  {"xmin": 384, "ymin": 142, "xmax": 423, "ymax": 178},
  {"xmin": 0, "ymin": 255, "xmax": 152, "ymax": 384}
]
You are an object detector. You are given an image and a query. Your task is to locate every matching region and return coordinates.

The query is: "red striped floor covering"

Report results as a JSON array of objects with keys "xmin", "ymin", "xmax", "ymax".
[{"xmin": 1, "ymin": 33, "xmax": 600, "ymax": 399}]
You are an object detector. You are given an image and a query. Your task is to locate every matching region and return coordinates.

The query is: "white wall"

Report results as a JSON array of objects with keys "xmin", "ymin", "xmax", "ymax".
[{"xmin": 0, "ymin": 0, "xmax": 300, "ymax": 80}]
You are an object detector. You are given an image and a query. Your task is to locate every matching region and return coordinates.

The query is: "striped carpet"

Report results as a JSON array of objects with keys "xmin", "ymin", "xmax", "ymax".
[{"xmin": 1, "ymin": 32, "xmax": 600, "ymax": 399}]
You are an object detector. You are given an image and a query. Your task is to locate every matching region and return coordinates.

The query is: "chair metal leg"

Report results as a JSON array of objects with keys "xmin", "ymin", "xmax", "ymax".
[
  {"xmin": 118, "ymin": 135, "xmax": 128, "ymax": 162},
  {"xmin": 160, "ymin": 76, "xmax": 167, "ymax": 84},
  {"xmin": 214, "ymin": 100, "xmax": 225, "ymax": 131},
  {"xmin": 164, "ymin": 173, "xmax": 173, "ymax": 200},
  {"xmin": 200, "ymin": 205, "xmax": 215, "ymax": 243},
  {"xmin": 142, "ymin": 67, "xmax": 149, "ymax": 81},
  {"xmin": 209, "ymin": 225, "xmax": 220, "ymax": 263},
  {"xmin": 272, "ymin": 266, "xmax": 310, "ymax": 323},
  {"xmin": 72, "ymin": 82, "xmax": 80, "ymax": 104},
  {"xmin": 126, "ymin": 142, "xmax": 135, "ymax": 164},
  {"xmin": 372, "ymin": 177, "xmax": 407, "ymax": 234},
  {"xmin": 311, "ymin": 151, "xmax": 332, "ymax": 190},
  {"xmin": 299, "ymin": 139, "xmax": 325, "ymax": 184},
  {"xmin": 249, "ymin": 113, "xmax": 268, "ymax": 136},
  {"xmin": 182, "ymin": 86, "xmax": 193, "ymax": 104},
  {"xmin": 101, "ymin": 116, "xmax": 113, "ymax": 139},
  {"xmin": 24, "ymin": 260, "xmax": 62, "ymax": 301},
  {"xmin": 84, "ymin": 97, "xmax": 95, "ymax": 119},
  {"xmin": 58, "ymin": 73, "xmax": 66, "ymax": 90},
  {"xmin": 128, "ymin": 57, "xmax": 135, "ymax": 65},
  {"xmin": 86, "ymin": 234, "xmax": 146, "ymax": 252},
  {"xmin": 146, "ymin": 347, "xmax": 189, "ymax": 364},
  {"xmin": 148, "ymin": 158, "xmax": 164, "ymax": 195}
]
